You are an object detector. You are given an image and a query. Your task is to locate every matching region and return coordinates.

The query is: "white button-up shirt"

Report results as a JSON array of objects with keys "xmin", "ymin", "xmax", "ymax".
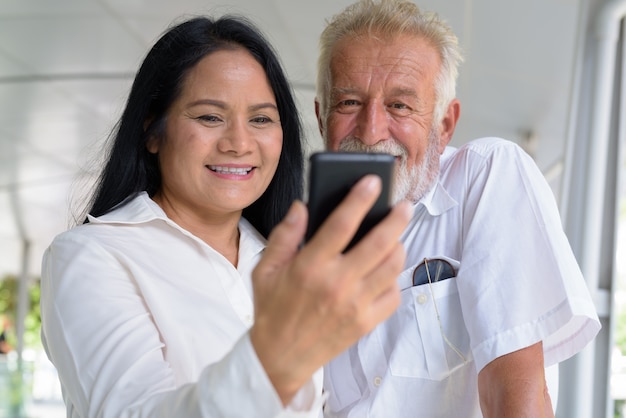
[
  {"xmin": 323, "ymin": 137, "xmax": 601, "ymax": 417},
  {"xmin": 40, "ymin": 193, "xmax": 323, "ymax": 418}
]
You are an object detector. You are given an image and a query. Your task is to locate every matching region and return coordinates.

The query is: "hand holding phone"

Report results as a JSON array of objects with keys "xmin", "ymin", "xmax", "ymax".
[{"xmin": 305, "ymin": 152, "xmax": 395, "ymax": 251}]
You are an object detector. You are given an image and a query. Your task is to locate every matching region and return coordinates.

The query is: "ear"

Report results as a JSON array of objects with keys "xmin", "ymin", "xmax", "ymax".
[
  {"xmin": 146, "ymin": 135, "xmax": 159, "ymax": 154},
  {"xmin": 144, "ymin": 117, "xmax": 159, "ymax": 154},
  {"xmin": 314, "ymin": 99, "xmax": 325, "ymax": 138},
  {"xmin": 437, "ymin": 98, "xmax": 461, "ymax": 153}
]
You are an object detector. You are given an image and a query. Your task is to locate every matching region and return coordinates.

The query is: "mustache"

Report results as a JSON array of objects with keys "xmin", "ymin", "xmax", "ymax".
[{"xmin": 337, "ymin": 137, "xmax": 408, "ymax": 158}]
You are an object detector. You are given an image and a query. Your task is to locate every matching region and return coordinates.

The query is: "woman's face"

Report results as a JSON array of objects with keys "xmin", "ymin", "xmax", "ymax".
[{"xmin": 148, "ymin": 48, "xmax": 283, "ymax": 221}]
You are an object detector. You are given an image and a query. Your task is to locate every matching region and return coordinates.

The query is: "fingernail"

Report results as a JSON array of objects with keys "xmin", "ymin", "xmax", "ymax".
[
  {"xmin": 360, "ymin": 175, "xmax": 381, "ymax": 193},
  {"xmin": 285, "ymin": 201, "xmax": 301, "ymax": 224}
]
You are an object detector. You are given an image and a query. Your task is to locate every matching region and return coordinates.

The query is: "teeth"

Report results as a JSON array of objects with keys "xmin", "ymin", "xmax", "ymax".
[{"xmin": 209, "ymin": 165, "xmax": 252, "ymax": 175}]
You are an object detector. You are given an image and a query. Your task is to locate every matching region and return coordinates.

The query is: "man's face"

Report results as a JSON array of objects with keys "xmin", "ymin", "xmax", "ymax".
[{"xmin": 319, "ymin": 33, "xmax": 454, "ymax": 203}]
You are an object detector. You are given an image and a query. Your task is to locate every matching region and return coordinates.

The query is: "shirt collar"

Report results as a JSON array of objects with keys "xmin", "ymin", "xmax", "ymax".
[
  {"xmin": 238, "ymin": 217, "xmax": 267, "ymax": 259},
  {"xmin": 415, "ymin": 178, "xmax": 458, "ymax": 216},
  {"xmin": 86, "ymin": 192, "xmax": 166, "ymax": 224},
  {"xmin": 87, "ymin": 191, "xmax": 267, "ymax": 257}
]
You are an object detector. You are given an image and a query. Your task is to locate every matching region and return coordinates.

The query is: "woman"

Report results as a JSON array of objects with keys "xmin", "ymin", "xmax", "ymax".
[{"xmin": 40, "ymin": 15, "xmax": 410, "ymax": 418}]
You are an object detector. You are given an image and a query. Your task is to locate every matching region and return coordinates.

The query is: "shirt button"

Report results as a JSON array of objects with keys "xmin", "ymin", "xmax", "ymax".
[
  {"xmin": 417, "ymin": 293, "xmax": 428, "ymax": 304},
  {"xmin": 373, "ymin": 376, "xmax": 382, "ymax": 387},
  {"xmin": 245, "ymin": 314, "xmax": 253, "ymax": 324}
]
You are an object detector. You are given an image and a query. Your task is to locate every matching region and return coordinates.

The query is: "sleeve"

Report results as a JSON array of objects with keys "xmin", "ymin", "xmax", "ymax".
[
  {"xmin": 454, "ymin": 139, "xmax": 601, "ymax": 372},
  {"xmin": 40, "ymin": 231, "xmax": 324, "ymax": 418}
]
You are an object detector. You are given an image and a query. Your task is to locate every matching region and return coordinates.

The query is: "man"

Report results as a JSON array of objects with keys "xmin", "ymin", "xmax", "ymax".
[{"xmin": 314, "ymin": 0, "xmax": 601, "ymax": 416}]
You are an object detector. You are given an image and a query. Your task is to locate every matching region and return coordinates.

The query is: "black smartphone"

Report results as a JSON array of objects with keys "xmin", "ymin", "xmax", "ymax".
[{"xmin": 305, "ymin": 152, "xmax": 395, "ymax": 251}]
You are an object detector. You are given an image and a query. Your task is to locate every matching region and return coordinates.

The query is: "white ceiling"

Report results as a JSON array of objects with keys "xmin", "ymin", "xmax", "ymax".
[{"xmin": 0, "ymin": 0, "xmax": 586, "ymax": 277}]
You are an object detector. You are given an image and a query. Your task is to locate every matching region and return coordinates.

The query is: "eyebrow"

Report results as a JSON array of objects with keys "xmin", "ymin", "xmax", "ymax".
[
  {"xmin": 330, "ymin": 87, "xmax": 357, "ymax": 98},
  {"xmin": 330, "ymin": 87, "xmax": 419, "ymax": 98},
  {"xmin": 390, "ymin": 87, "xmax": 419, "ymax": 98},
  {"xmin": 188, "ymin": 99, "xmax": 278, "ymax": 112}
]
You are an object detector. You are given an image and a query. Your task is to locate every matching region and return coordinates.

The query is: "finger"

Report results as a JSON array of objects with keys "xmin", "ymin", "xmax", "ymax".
[
  {"xmin": 361, "ymin": 241, "xmax": 405, "ymax": 312},
  {"xmin": 304, "ymin": 175, "xmax": 382, "ymax": 257},
  {"xmin": 344, "ymin": 200, "xmax": 412, "ymax": 272},
  {"xmin": 341, "ymin": 242, "xmax": 404, "ymax": 337},
  {"xmin": 255, "ymin": 200, "xmax": 307, "ymax": 277}
]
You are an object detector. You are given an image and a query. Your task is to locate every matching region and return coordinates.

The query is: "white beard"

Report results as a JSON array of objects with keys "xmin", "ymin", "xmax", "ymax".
[{"xmin": 335, "ymin": 129, "xmax": 441, "ymax": 204}]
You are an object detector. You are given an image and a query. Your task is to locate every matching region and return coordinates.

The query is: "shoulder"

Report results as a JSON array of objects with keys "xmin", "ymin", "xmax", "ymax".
[
  {"xmin": 47, "ymin": 193, "xmax": 159, "ymax": 251},
  {"xmin": 437, "ymin": 137, "xmax": 550, "ymax": 210},
  {"xmin": 443, "ymin": 137, "xmax": 526, "ymax": 165},
  {"xmin": 441, "ymin": 137, "xmax": 536, "ymax": 179},
  {"xmin": 45, "ymin": 223, "xmax": 112, "ymax": 263}
]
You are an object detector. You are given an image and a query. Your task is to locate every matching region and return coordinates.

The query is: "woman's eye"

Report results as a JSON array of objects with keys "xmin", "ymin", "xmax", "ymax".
[
  {"xmin": 198, "ymin": 115, "xmax": 222, "ymax": 123},
  {"xmin": 251, "ymin": 116, "xmax": 273, "ymax": 124}
]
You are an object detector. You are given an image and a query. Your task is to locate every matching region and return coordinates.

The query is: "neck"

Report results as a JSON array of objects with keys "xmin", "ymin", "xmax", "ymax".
[{"xmin": 152, "ymin": 194, "xmax": 242, "ymax": 266}]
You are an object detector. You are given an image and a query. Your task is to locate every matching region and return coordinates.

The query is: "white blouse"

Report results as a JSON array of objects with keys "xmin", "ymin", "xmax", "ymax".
[{"xmin": 40, "ymin": 192, "xmax": 323, "ymax": 418}]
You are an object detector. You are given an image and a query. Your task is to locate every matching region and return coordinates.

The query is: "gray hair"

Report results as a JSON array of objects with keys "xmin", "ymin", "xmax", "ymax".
[{"xmin": 317, "ymin": 0, "xmax": 463, "ymax": 128}]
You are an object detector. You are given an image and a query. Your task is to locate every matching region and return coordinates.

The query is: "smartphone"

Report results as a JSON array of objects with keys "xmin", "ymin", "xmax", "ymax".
[{"xmin": 305, "ymin": 152, "xmax": 395, "ymax": 251}]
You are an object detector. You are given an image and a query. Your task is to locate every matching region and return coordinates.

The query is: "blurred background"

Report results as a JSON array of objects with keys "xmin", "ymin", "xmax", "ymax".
[{"xmin": 0, "ymin": 0, "xmax": 624, "ymax": 417}]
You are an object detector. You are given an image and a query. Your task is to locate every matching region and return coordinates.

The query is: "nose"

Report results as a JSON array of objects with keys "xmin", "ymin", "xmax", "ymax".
[
  {"xmin": 218, "ymin": 119, "xmax": 254, "ymax": 154},
  {"xmin": 355, "ymin": 101, "xmax": 390, "ymax": 146}
]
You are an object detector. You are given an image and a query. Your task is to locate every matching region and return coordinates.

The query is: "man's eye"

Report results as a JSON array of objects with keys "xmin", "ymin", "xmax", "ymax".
[
  {"xmin": 388, "ymin": 102, "xmax": 414, "ymax": 116},
  {"xmin": 333, "ymin": 99, "xmax": 360, "ymax": 113},
  {"xmin": 340, "ymin": 99, "xmax": 359, "ymax": 106}
]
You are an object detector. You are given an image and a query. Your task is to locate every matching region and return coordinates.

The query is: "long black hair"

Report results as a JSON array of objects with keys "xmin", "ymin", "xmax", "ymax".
[{"xmin": 86, "ymin": 16, "xmax": 304, "ymax": 238}]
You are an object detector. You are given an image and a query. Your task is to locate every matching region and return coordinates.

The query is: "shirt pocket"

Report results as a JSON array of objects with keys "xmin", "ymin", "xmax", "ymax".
[{"xmin": 376, "ymin": 258, "xmax": 472, "ymax": 380}]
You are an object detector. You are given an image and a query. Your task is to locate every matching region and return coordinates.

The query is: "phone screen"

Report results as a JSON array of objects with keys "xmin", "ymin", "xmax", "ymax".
[{"xmin": 305, "ymin": 152, "xmax": 395, "ymax": 251}]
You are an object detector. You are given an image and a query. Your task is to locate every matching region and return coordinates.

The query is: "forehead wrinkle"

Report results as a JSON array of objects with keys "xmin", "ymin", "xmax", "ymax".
[
  {"xmin": 381, "ymin": 54, "xmax": 428, "ymax": 83},
  {"xmin": 336, "ymin": 33, "xmax": 431, "ymax": 71},
  {"xmin": 330, "ymin": 36, "xmax": 437, "ymax": 106},
  {"xmin": 334, "ymin": 55, "xmax": 428, "ymax": 91}
]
